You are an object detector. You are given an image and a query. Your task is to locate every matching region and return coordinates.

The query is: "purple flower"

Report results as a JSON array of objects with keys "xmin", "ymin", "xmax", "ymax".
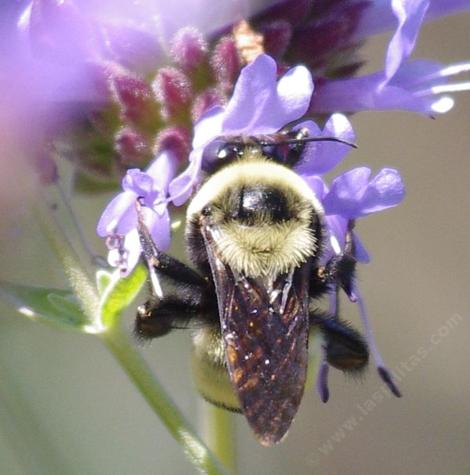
[
  {"xmin": 303, "ymin": 166, "xmax": 405, "ymax": 401},
  {"xmin": 169, "ymin": 54, "xmax": 354, "ymax": 206},
  {"xmin": 169, "ymin": 54, "xmax": 313, "ymax": 205},
  {"xmin": 310, "ymin": 0, "xmax": 470, "ymax": 115},
  {"xmin": 356, "ymin": 0, "xmax": 470, "ymax": 39},
  {"xmin": 323, "ymin": 167, "xmax": 405, "ymax": 218},
  {"xmin": 96, "ymin": 151, "xmax": 177, "ymax": 275},
  {"xmin": 294, "ymin": 114, "xmax": 355, "ymax": 176},
  {"xmin": 301, "ymin": 167, "xmax": 405, "ymax": 264}
]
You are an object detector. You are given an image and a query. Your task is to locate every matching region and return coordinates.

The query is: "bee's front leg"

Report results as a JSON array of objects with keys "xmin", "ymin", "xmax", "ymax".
[
  {"xmin": 135, "ymin": 198, "xmax": 218, "ymax": 340},
  {"xmin": 310, "ymin": 219, "xmax": 357, "ymax": 304}
]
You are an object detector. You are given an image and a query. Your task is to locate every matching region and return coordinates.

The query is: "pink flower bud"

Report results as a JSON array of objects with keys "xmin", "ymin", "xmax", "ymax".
[
  {"xmin": 152, "ymin": 67, "xmax": 192, "ymax": 120},
  {"xmin": 170, "ymin": 27, "xmax": 208, "ymax": 72},
  {"xmin": 111, "ymin": 72, "xmax": 159, "ymax": 129},
  {"xmin": 210, "ymin": 36, "xmax": 241, "ymax": 89},
  {"xmin": 154, "ymin": 126, "xmax": 190, "ymax": 163},
  {"xmin": 115, "ymin": 127, "xmax": 150, "ymax": 164},
  {"xmin": 192, "ymin": 88, "xmax": 225, "ymax": 122}
]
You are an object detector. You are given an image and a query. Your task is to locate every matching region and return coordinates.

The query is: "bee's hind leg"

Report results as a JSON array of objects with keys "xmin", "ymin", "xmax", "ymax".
[
  {"xmin": 135, "ymin": 294, "xmax": 218, "ymax": 340},
  {"xmin": 314, "ymin": 219, "xmax": 402, "ymax": 398},
  {"xmin": 310, "ymin": 312, "xmax": 369, "ymax": 373}
]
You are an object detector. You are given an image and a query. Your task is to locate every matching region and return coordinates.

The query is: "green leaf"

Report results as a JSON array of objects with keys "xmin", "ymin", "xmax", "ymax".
[
  {"xmin": 99, "ymin": 264, "xmax": 147, "ymax": 329},
  {"xmin": 0, "ymin": 281, "xmax": 89, "ymax": 331},
  {"xmin": 96, "ymin": 269, "xmax": 113, "ymax": 295}
]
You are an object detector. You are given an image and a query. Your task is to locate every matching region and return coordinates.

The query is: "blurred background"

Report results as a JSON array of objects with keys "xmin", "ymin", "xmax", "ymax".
[{"xmin": 1, "ymin": 4, "xmax": 470, "ymax": 475}]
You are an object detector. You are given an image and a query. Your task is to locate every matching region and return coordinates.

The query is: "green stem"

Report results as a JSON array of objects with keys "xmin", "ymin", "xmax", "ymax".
[
  {"xmin": 101, "ymin": 325, "xmax": 226, "ymax": 475},
  {"xmin": 204, "ymin": 404, "xmax": 237, "ymax": 474},
  {"xmin": 36, "ymin": 190, "xmax": 227, "ymax": 473}
]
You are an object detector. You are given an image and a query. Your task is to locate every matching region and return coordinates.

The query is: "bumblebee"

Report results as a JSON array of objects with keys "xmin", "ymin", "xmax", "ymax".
[{"xmin": 135, "ymin": 131, "xmax": 370, "ymax": 446}]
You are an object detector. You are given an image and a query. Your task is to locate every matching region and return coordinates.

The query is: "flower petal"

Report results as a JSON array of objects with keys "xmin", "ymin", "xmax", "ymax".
[
  {"xmin": 222, "ymin": 54, "xmax": 312, "ymax": 134},
  {"xmin": 169, "ymin": 148, "xmax": 203, "ymax": 206},
  {"xmin": 122, "ymin": 169, "xmax": 154, "ymax": 196},
  {"xmin": 353, "ymin": 232, "xmax": 371, "ymax": 263},
  {"xmin": 323, "ymin": 168, "xmax": 371, "ymax": 218},
  {"xmin": 148, "ymin": 207, "xmax": 171, "ymax": 251},
  {"xmin": 96, "ymin": 190, "xmax": 136, "ymax": 237},
  {"xmin": 122, "ymin": 229, "xmax": 142, "ymax": 276},
  {"xmin": 384, "ymin": 0, "xmax": 430, "ymax": 84},
  {"xmin": 108, "ymin": 204, "xmax": 171, "ymax": 277},
  {"xmin": 324, "ymin": 214, "xmax": 347, "ymax": 257},
  {"xmin": 295, "ymin": 114, "xmax": 355, "ymax": 175},
  {"xmin": 359, "ymin": 168, "xmax": 406, "ymax": 215},
  {"xmin": 310, "ymin": 71, "xmax": 428, "ymax": 113},
  {"xmin": 303, "ymin": 175, "xmax": 328, "ymax": 201},
  {"xmin": 323, "ymin": 167, "xmax": 405, "ymax": 218},
  {"xmin": 146, "ymin": 150, "xmax": 179, "ymax": 194},
  {"xmin": 275, "ymin": 61, "xmax": 313, "ymax": 121},
  {"xmin": 192, "ymin": 106, "xmax": 225, "ymax": 149}
]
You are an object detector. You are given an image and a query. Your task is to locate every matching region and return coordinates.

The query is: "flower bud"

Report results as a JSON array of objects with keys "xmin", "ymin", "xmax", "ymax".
[
  {"xmin": 111, "ymin": 71, "xmax": 160, "ymax": 130},
  {"xmin": 115, "ymin": 127, "xmax": 151, "ymax": 164},
  {"xmin": 152, "ymin": 67, "xmax": 192, "ymax": 121},
  {"xmin": 170, "ymin": 27, "xmax": 208, "ymax": 72},
  {"xmin": 154, "ymin": 126, "xmax": 191, "ymax": 163},
  {"xmin": 191, "ymin": 88, "xmax": 224, "ymax": 122},
  {"xmin": 210, "ymin": 36, "xmax": 241, "ymax": 90}
]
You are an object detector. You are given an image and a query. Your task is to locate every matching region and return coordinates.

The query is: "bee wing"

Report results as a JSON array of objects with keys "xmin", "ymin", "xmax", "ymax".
[{"xmin": 201, "ymin": 219, "xmax": 310, "ymax": 446}]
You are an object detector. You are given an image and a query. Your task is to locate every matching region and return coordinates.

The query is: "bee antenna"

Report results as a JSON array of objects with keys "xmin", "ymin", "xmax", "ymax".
[{"xmin": 272, "ymin": 136, "xmax": 358, "ymax": 149}]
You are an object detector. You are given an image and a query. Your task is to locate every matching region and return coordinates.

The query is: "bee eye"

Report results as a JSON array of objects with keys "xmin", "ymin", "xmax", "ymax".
[{"xmin": 201, "ymin": 139, "xmax": 240, "ymax": 172}]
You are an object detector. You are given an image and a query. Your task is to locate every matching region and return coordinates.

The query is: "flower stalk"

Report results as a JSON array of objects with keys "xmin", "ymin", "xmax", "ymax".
[
  {"xmin": 203, "ymin": 404, "xmax": 237, "ymax": 474},
  {"xmin": 102, "ymin": 325, "xmax": 226, "ymax": 475},
  {"xmin": 34, "ymin": 192, "xmax": 226, "ymax": 475}
]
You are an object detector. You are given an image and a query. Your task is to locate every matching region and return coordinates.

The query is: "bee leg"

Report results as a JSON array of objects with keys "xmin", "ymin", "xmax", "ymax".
[
  {"xmin": 352, "ymin": 285, "xmax": 402, "ymax": 397},
  {"xmin": 310, "ymin": 311, "xmax": 369, "ymax": 403},
  {"xmin": 135, "ymin": 294, "xmax": 218, "ymax": 340},
  {"xmin": 321, "ymin": 220, "xmax": 402, "ymax": 397},
  {"xmin": 136, "ymin": 199, "xmax": 208, "ymax": 287},
  {"xmin": 134, "ymin": 198, "xmax": 218, "ymax": 340},
  {"xmin": 311, "ymin": 312, "xmax": 369, "ymax": 373}
]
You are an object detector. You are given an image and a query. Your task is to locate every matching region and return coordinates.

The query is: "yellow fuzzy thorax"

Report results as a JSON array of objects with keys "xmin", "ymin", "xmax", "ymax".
[
  {"xmin": 187, "ymin": 151, "xmax": 324, "ymax": 278},
  {"xmin": 217, "ymin": 218, "xmax": 316, "ymax": 278}
]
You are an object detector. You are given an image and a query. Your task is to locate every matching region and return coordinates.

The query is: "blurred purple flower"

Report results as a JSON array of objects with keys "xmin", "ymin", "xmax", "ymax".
[
  {"xmin": 356, "ymin": 0, "xmax": 470, "ymax": 39},
  {"xmin": 96, "ymin": 150, "xmax": 177, "ymax": 275},
  {"xmin": 311, "ymin": 0, "xmax": 470, "ymax": 114}
]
